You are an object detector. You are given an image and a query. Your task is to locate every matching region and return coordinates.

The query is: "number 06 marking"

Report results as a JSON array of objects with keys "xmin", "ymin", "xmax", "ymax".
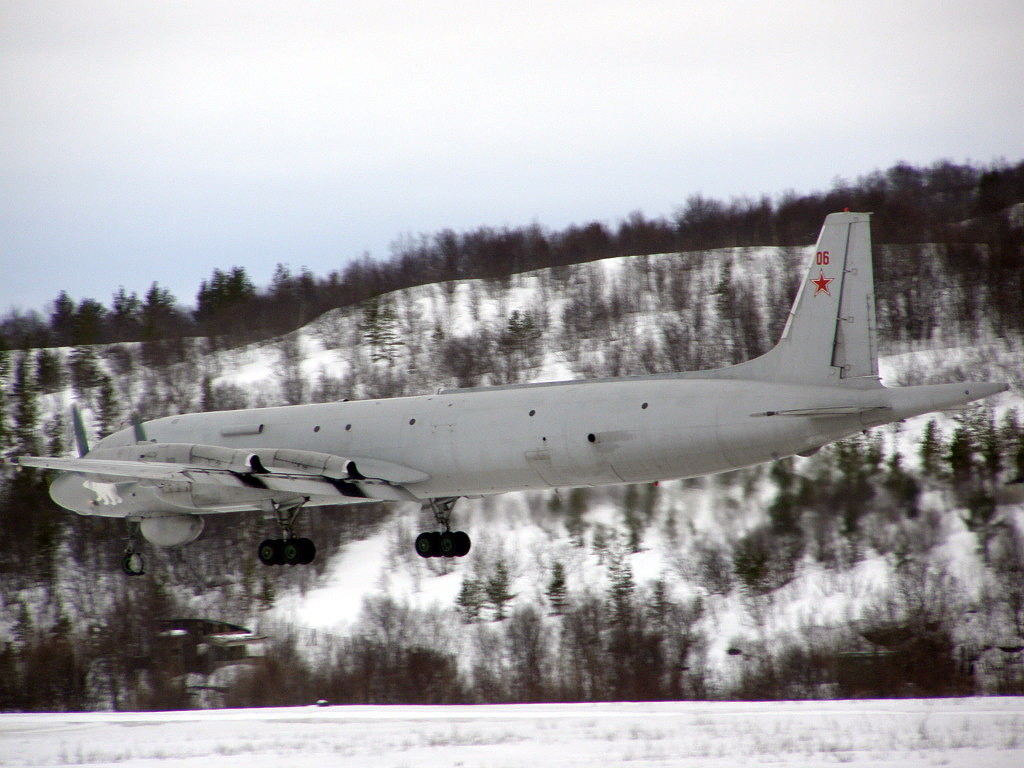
[{"xmin": 816, "ymin": 251, "xmax": 830, "ymax": 265}]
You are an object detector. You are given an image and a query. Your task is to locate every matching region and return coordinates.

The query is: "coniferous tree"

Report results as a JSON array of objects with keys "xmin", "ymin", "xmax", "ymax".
[
  {"xmin": 360, "ymin": 295, "xmax": 401, "ymax": 364},
  {"xmin": 109, "ymin": 287, "xmax": 142, "ymax": 342},
  {"xmin": 948, "ymin": 425, "xmax": 975, "ymax": 486},
  {"xmin": 485, "ymin": 559, "xmax": 515, "ymax": 620},
  {"xmin": 95, "ymin": 374, "xmax": 121, "ymax": 437},
  {"xmin": 565, "ymin": 487, "xmax": 587, "ymax": 545},
  {"xmin": 546, "ymin": 561, "xmax": 569, "ymax": 615},
  {"xmin": 34, "ymin": 348, "xmax": 64, "ymax": 393},
  {"xmin": 607, "ymin": 551, "xmax": 635, "ymax": 628},
  {"xmin": 920, "ymin": 419, "xmax": 944, "ymax": 478},
  {"xmin": 884, "ymin": 451, "xmax": 921, "ymax": 518},
  {"xmin": 45, "ymin": 412, "xmax": 65, "ymax": 456},
  {"xmin": 49, "ymin": 291, "xmax": 76, "ymax": 346},
  {"xmin": 68, "ymin": 346, "xmax": 102, "ymax": 402},
  {"xmin": 0, "ymin": 347, "xmax": 9, "ymax": 451},
  {"xmin": 622, "ymin": 484, "xmax": 642, "ymax": 553},
  {"xmin": 455, "ymin": 576, "xmax": 485, "ymax": 623},
  {"xmin": 11, "ymin": 352, "xmax": 40, "ymax": 456}
]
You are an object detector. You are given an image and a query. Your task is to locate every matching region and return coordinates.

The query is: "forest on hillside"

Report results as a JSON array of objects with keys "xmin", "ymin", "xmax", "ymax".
[
  {"xmin": 0, "ymin": 159, "xmax": 1023, "ymax": 711},
  {"xmin": 2, "ymin": 159, "xmax": 1024, "ymax": 350}
]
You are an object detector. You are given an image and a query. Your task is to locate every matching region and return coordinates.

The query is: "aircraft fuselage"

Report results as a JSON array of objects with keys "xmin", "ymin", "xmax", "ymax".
[{"xmin": 50, "ymin": 375, "xmax": 1001, "ymax": 520}]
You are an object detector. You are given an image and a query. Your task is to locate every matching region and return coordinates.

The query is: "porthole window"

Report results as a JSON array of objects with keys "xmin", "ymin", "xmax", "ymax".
[
  {"xmin": 587, "ymin": 433, "xmax": 596, "ymax": 443},
  {"xmin": 641, "ymin": 402, "xmax": 649, "ymax": 410},
  {"xmin": 345, "ymin": 424, "xmax": 352, "ymax": 431},
  {"xmin": 409, "ymin": 418, "xmax": 416, "ymax": 425},
  {"xmin": 314, "ymin": 425, "xmax": 321, "ymax": 432},
  {"xmin": 529, "ymin": 409, "xmax": 536, "ymax": 417}
]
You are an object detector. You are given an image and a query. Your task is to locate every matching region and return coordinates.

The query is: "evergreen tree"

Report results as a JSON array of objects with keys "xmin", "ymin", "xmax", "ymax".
[
  {"xmin": 1000, "ymin": 409, "xmax": 1024, "ymax": 482},
  {"xmin": 35, "ymin": 348, "xmax": 64, "ymax": 393},
  {"xmin": 978, "ymin": 412, "xmax": 1002, "ymax": 487},
  {"xmin": 496, "ymin": 310, "xmax": 542, "ymax": 381},
  {"xmin": 49, "ymin": 291, "xmax": 76, "ymax": 346},
  {"xmin": 45, "ymin": 412, "xmax": 65, "ymax": 456},
  {"xmin": 455, "ymin": 576, "xmax": 485, "ymax": 623},
  {"xmin": 359, "ymin": 296, "xmax": 401, "ymax": 364},
  {"xmin": 485, "ymin": 559, "xmax": 515, "ymax": 620},
  {"xmin": 768, "ymin": 458, "xmax": 800, "ymax": 533},
  {"xmin": 622, "ymin": 484, "xmax": 642, "ymax": 553},
  {"xmin": 565, "ymin": 487, "xmax": 587, "ymax": 545},
  {"xmin": 920, "ymin": 419, "xmax": 944, "ymax": 477},
  {"xmin": 947, "ymin": 425, "xmax": 975, "ymax": 485},
  {"xmin": 68, "ymin": 346, "xmax": 103, "ymax": 401},
  {"xmin": 72, "ymin": 298, "xmax": 106, "ymax": 345},
  {"xmin": 196, "ymin": 267, "xmax": 256, "ymax": 326},
  {"xmin": 141, "ymin": 283, "xmax": 181, "ymax": 343},
  {"xmin": 546, "ymin": 561, "xmax": 569, "ymax": 615},
  {"xmin": 96, "ymin": 374, "xmax": 121, "ymax": 437},
  {"xmin": 607, "ymin": 551, "xmax": 635, "ymax": 627},
  {"xmin": 884, "ymin": 451, "xmax": 921, "ymax": 518},
  {"xmin": 109, "ymin": 287, "xmax": 142, "ymax": 341},
  {"xmin": 11, "ymin": 352, "xmax": 40, "ymax": 456},
  {"xmin": 0, "ymin": 347, "xmax": 9, "ymax": 451}
]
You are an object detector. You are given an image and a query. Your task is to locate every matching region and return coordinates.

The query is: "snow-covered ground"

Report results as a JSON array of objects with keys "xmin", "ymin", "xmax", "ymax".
[{"xmin": 2, "ymin": 699, "xmax": 1023, "ymax": 767}]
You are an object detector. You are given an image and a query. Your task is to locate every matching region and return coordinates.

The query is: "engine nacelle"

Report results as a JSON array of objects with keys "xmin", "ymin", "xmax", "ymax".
[{"xmin": 140, "ymin": 515, "xmax": 205, "ymax": 547}]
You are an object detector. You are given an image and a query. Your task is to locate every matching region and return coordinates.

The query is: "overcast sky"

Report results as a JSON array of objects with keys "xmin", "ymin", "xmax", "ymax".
[{"xmin": 2, "ymin": 1, "xmax": 1022, "ymax": 314}]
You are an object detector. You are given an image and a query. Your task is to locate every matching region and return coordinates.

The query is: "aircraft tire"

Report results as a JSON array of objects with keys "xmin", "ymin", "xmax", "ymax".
[
  {"xmin": 439, "ymin": 531, "xmax": 458, "ymax": 558},
  {"xmin": 296, "ymin": 537, "xmax": 316, "ymax": 565},
  {"xmin": 452, "ymin": 531, "xmax": 471, "ymax": 557},
  {"xmin": 414, "ymin": 531, "xmax": 438, "ymax": 558},
  {"xmin": 258, "ymin": 538, "xmax": 284, "ymax": 566},
  {"xmin": 282, "ymin": 539, "xmax": 302, "ymax": 566},
  {"xmin": 121, "ymin": 553, "xmax": 145, "ymax": 576}
]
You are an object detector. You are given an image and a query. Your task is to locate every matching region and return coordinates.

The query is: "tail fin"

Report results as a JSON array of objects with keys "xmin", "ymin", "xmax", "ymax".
[{"xmin": 721, "ymin": 212, "xmax": 880, "ymax": 388}]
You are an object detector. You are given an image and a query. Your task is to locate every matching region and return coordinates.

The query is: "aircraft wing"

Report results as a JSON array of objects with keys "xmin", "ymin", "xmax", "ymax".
[{"xmin": 15, "ymin": 446, "xmax": 429, "ymax": 503}]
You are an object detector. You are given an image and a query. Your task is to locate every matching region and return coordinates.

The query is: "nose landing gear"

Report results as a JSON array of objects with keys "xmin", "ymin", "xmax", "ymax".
[{"xmin": 121, "ymin": 521, "xmax": 145, "ymax": 576}]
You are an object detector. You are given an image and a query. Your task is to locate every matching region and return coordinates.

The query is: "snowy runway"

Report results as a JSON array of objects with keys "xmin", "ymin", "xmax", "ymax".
[{"xmin": 2, "ymin": 698, "xmax": 1024, "ymax": 767}]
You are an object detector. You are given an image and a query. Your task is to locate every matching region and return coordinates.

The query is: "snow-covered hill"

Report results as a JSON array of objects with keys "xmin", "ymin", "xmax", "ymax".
[
  {"xmin": 189, "ymin": 247, "xmax": 1024, "ymax": 696},
  {"xmin": 5, "ymin": 243, "xmax": 1024, "ymax": 706}
]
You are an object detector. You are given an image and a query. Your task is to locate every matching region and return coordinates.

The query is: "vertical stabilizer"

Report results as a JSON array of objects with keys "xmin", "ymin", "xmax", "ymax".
[{"xmin": 717, "ymin": 212, "xmax": 880, "ymax": 387}]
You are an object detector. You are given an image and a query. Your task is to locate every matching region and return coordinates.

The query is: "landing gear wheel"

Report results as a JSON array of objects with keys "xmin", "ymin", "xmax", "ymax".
[
  {"xmin": 121, "ymin": 552, "xmax": 145, "ymax": 576},
  {"xmin": 415, "ymin": 531, "xmax": 441, "ymax": 558},
  {"xmin": 258, "ymin": 538, "xmax": 284, "ymax": 566},
  {"xmin": 452, "ymin": 531, "xmax": 471, "ymax": 557},
  {"xmin": 439, "ymin": 531, "xmax": 459, "ymax": 558},
  {"xmin": 415, "ymin": 530, "xmax": 471, "ymax": 558},
  {"xmin": 296, "ymin": 537, "xmax": 316, "ymax": 565},
  {"xmin": 282, "ymin": 539, "xmax": 302, "ymax": 565}
]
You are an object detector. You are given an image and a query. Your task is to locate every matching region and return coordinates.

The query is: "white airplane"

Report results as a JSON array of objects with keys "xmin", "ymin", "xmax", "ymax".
[{"xmin": 17, "ymin": 212, "xmax": 1007, "ymax": 574}]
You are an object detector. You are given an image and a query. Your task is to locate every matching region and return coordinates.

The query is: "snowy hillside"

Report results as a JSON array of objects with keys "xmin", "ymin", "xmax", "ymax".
[
  {"xmin": 198, "ymin": 247, "xmax": 1024, "ymax": 699},
  {"xmin": 3, "ymin": 242, "xmax": 1024, "ymax": 708}
]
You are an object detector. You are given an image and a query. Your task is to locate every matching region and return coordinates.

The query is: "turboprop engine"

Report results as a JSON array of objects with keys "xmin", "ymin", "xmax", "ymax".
[{"xmin": 139, "ymin": 515, "xmax": 205, "ymax": 547}]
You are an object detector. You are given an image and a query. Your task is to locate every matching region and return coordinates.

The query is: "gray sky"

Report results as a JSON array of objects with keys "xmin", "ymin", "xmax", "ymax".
[{"xmin": 2, "ymin": 1, "xmax": 1022, "ymax": 315}]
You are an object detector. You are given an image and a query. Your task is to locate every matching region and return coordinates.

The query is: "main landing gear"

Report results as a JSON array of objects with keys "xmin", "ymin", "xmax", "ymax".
[
  {"xmin": 415, "ymin": 497, "xmax": 471, "ymax": 558},
  {"xmin": 121, "ymin": 521, "xmax": 145, "ymax": 576},
  {"xmin": 258, "ymin": 499, "xmax": 317, "ymax": 567}
]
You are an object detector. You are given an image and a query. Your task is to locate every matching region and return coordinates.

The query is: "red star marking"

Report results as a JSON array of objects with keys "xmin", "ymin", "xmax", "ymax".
[{"xmin": 811, "ymin": 269, "xmax": 833, "ymax": 296}]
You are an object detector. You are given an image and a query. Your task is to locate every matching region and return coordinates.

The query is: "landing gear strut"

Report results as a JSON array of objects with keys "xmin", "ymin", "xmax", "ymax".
[
  {"xmin": 258, "ymin": 498, "xmax": 316, "ymax": 567},
  {"xmin": 415, "ymin": 497, "xmax": 471, "ymax": 558},
  {"xmin": 121, "ymin": 521, "xmax": 145, "ymax": 576}
]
